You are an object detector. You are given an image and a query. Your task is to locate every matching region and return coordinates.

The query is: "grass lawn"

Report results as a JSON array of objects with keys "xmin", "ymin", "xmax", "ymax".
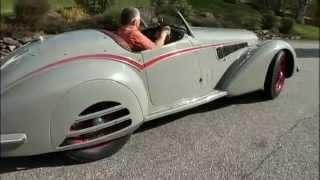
[
  {"xmin": 1, "ymin": 0, "xmax": 15, "ymax": 15},
  {"xmin": 293, "ymin": 24, "xmax": 319, "ymax": 40}
]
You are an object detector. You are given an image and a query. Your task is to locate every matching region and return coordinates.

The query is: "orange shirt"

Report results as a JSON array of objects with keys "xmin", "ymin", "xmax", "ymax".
[{"xmin": 118, "ymin": 25, "xmax": 156, "ymax": 51}]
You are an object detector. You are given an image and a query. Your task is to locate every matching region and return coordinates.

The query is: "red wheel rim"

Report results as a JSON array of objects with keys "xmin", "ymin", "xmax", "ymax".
[{"xmin": 275, "ymin": 56, "xmax": 286, "ymax": 93}]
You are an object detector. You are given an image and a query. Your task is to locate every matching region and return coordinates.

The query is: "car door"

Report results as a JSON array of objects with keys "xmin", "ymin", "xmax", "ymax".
[
  {"xmin": 187, "ymin": 38, "xmax": 224, "ymax": 95},
  {"xmin": 141, "ymin": 36, "xmax": 201, "ymax": 106},
  {"xmin": 189, "ymin": 41, "xmax": 219, "ymax": 95},
  {"xmin": 190, "ymin": 39, "xmax": 249, "ymax": 95}
]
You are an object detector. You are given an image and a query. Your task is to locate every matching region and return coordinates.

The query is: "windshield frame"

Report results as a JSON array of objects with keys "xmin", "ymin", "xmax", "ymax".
[{"xmin": 175, "ymin": 11, "xmax": 194, "ymax": 37}]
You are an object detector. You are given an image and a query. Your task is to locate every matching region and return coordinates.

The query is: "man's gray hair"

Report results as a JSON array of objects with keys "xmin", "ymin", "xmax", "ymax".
[{"xmin": 120, "ymin": 7, "xmax": 140, "ymax": 25}]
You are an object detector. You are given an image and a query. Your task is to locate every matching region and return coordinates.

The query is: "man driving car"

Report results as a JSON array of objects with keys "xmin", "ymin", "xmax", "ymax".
[{"xmin": 117, "ymin": 7, "xmax": 170, "ymax": 51}]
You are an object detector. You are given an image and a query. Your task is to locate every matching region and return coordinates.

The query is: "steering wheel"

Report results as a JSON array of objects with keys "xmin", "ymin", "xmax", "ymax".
[
  {"xmin": 170, "ymin": 24, "xmax": 187, "ymax": 34},
  {"xmin": 156, "ymin": 17, "xmax": 172, "ymax": 44}
]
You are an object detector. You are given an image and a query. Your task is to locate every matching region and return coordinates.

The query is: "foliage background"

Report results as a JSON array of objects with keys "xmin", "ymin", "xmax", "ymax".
[{"xmin": 0, "ymin": 0, "xmax": 318, "ymax": 39}]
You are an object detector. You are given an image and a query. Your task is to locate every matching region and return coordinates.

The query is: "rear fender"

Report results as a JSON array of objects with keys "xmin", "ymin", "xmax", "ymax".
[
  {"xmin": 51, "ymin": 79, "xmax": 144, "ymax": 150},
  {"xmin": 1, "ymin": 60, "xmax": 148, "ymax": 156}
]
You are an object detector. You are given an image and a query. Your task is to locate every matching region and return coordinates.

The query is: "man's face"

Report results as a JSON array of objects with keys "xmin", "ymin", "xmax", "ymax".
[{"xmin": 134, "ymin": 15, "xmax": 141, "ymax": 28}]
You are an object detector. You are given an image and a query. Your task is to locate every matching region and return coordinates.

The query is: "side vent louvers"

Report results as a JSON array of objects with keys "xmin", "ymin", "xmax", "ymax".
[
  {"xmin": 217, "ymin": 42, "xmax": 248, "ymax": 59},
  {"xmin": 79, "ymin": 102, "xmax": 120, "ymax": 116},
  {"xmin": 60, "ymin": 101, "xmax": 132, "ymax": 147}
]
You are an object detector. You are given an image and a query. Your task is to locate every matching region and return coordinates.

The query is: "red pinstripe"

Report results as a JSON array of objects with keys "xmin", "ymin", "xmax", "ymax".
[
  {"xmin": 144, "ymin": 44, "xmax": 223, "ymax": 68},
  {"xmin": 18, "ymin": 43, "xmax": 223, "ymax": 81}
]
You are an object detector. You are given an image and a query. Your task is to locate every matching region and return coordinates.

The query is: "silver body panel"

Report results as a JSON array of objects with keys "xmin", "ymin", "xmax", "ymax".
[{"xmin": 1, "ymin": 21, "xmax": 298, "ymax": 157}]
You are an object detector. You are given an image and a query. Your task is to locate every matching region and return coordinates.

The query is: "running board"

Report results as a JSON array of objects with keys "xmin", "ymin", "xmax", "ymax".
[{"xmin": 145, "ymin": 90, "xmax": 228, "ymax": 121}]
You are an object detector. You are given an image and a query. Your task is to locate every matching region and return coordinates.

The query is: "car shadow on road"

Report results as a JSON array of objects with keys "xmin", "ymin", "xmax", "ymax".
[
  {"xmin": 0, "ymin": 91, "xmax": 267, "ymax": 174},
  {"xmin": 0, "ymin": 152, "xmax": 78, "ymax": 174},
  {"xmin": 136, "ymin": 91, "xmax": 268, "ymax": 133}
]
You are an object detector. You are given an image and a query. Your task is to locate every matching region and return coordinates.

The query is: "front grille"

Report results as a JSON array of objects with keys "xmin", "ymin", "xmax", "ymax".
[{"xmin": 60, "ymin": 101, "xmax": 132, "ymax": 147}]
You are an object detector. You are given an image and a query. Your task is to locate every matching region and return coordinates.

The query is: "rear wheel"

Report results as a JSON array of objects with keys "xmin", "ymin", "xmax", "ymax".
[
  {"xmin": 62, "ymin": 101, "xmax": 134, "ymax": 163},
  {"xmin": 64, "ymin": 135, "xmax": 130, "ymax": 163},
  {"xmin": 264, "ymin": 50, "xmax": 287, "ymax": 99}
]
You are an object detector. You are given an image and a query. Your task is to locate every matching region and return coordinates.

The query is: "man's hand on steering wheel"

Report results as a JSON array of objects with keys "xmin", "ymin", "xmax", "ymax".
[
  {"xmin": 153, "ymin": 25, "xmax": 171, "ymax": 47},
  {"xmin": 160, "ymin": 25, "xmax": 171, "ymax": 43}
]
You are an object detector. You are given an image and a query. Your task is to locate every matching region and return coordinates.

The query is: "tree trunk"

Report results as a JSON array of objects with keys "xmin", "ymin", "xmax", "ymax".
[
  {"xmin": 264, "ymin": 0, "xmax": 270, "ymax": 8},
  {"xmin": 275, "ymin": 0, "xmax": 282, "ymax": 15},
  {"xmin": 296, "ymin": 0, "xmax": 312, "ymax": 24}
]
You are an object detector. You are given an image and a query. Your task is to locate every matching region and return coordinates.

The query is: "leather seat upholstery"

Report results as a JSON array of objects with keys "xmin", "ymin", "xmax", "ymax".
[{"xmin": 99, "ymin": 30, "xmax": 132, "ymax": 52}]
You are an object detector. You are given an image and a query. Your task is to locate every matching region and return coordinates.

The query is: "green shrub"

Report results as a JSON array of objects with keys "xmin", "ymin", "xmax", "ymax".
[
  {"xmin": 101, "ymin": 8, "xmax": 121, "ymax": 30},
  {"xmin": 262, "ymin": 13, "xmax": 280, "ymax": 30},
  {"xmin": 240, "ymin": 15, "xmax": 262, "ymax": 30},
  {"xmin": 14, "ymin": 0, "xmax": 50, "ymax": 25},
  {"xmin": 223, "ymin": 0, "xmax": 237, "ymax": 4},
  {"xmin": 189, "ymin": 17, "xmax": 222, "ymax": 27},
  {"xmin": 75, "ymin": 0, "xmax": 111, "ymax": 14},
  {"xmin": 153, "ymin": 0, "xmax": 193, "ymax": 19},
  {"xmin": 153, "ymin": 0, "xmax": 169, "ymax": 7},
  {"xmin": 280, "ymin": 17, "xmax": 295, "ymax": 34},
  {"xmin": 189, "ymin": 11, "xmax": 222, "ymax": 27},
  {"xmin": 172, "ymin": 0, "xmax": 193, "ymax": 18},
  {"xmin": 223, "ymin": 13, "xmax": 262, "ymax": 30},
  {"xmin": 60, "ymin": 7, "xmax": 89, "ymax": 23},
  {"xmin": 0, "ymin": 22, "xmax": 13, "ymax": 37},
  {"xmin": 259, "ymin": 9, "xmax": 275, "ymax": 16},
  {"xmin": 38, "ymin": 11, "xmax": 69, "ymax": 34},
  {"xmin": 70, "ymin": 15, "xmax": 102, "ymax": 31}
]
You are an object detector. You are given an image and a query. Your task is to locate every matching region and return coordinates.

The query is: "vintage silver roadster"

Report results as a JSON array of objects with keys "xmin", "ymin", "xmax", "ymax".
[{"xmin": 0, "ymin": 12, "xmax": 298, "ymax": 162}]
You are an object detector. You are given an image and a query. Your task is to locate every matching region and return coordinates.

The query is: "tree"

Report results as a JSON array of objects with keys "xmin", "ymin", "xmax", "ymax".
[
  {"xmin": 251, "ymin": 0, "xmax": 283, "ymax": 14},
  {"xmin": 274, "ymin": 0, "xmax": 283, "ymax": 14},
  {"xmin": 252, "ymin": 0, "xmax": 313, "ymax": 24},
  {"xmin": 152, "ymin": 0, "xmax": 193, "ymax": 18},
  {"xmin": 295, "ymin": 0, "xmax": 312, "ymax": 24}
]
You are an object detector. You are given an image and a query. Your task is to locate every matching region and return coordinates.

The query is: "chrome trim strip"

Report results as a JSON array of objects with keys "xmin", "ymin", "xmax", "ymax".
[
  {"xmin": 67, "ymin": 115, "xmax": 131, "ymax": 138},
  {"xmin": 146, "ymin": 90, "xmax": 227, "ymax": 121},
  {"xmin": 0, "ymin": 133, "xmax": 27, "ymax": 145},
  {"xmin": 76, "ymin": 105, "xmax": 125, "ymax": 123}
]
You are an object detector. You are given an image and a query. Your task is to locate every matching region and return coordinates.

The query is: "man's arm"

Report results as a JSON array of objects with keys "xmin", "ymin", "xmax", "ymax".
[
  {"xmin": 133, "ymin": 31, "xmax": 157, "ymax": 50},
  {"xmin": 154, "ymin": 31, "xmax": 168, "ymax": 47},
  {"xmin": 133, "ymin": 28, "xmax": 169, "ymax": 50}
]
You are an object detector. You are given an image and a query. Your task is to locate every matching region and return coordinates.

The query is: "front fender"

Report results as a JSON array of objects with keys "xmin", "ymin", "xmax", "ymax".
[{"xmin": 218, "ymin": 40, "xmax": 297, "ymax": 96}]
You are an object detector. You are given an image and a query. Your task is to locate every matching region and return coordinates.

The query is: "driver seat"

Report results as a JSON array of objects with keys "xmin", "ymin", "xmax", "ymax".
[{"xmin": 99, "ymin": 30, "xmax": 132, "ymax": 52}]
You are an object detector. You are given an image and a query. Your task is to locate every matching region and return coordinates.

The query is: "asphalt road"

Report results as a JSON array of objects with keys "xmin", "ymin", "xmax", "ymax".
[{"xmin": 0, "ymin": 41, "xmax": 319, "ymax": 180}]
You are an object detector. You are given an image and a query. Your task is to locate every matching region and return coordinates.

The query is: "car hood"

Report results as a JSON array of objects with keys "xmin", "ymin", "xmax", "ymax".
[{"xmin": 191, "ymin": 27, "xmax": 258, "ymax": 46}]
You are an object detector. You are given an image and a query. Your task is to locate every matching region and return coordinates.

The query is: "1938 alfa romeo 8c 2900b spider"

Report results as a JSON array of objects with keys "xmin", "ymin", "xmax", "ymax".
[{"xmin": 0, "ymin": 12, "xmax": 298, "ymax": 162}]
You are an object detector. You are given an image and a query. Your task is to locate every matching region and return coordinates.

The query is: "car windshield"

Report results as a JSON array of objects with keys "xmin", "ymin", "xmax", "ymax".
[{"xmin": 140, "ymin": 9, "xmax": 187, "ymax": 31}]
